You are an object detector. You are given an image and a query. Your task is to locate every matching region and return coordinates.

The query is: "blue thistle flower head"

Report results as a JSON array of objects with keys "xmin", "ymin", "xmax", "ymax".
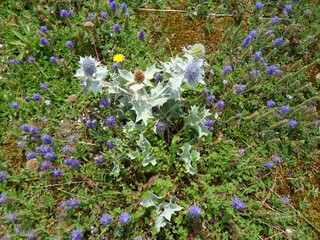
[
  {"xmin": 283, "ymin": 5, "xmax": 293, "ymax": 16},
  {"xmin": 204, "ymin": 119, "xmax": 214, "ymax": 130},
  {"xmin": 11, "ymin": 102, "xmax": 19, "ymax": 109},
  {"xmin": 88, "ymin": 13, "xmax": 95, "ymax": 21},
  {"xmin": 113, "ymin": 63, "xmax": 119, "ymax": 70},
  {"xmin": 110, "ymin": 2, "xmax": 117, "ymax": 12},
  {"xmin": 229, "ymin": 198, "xmax": 245, "ymax": 211},
  {"xmin": 119, "ymin": 212, "xmax": 131, "ymax": 225},
  {"xmin": 82, "ymin": 57, "xmax": 97, "ymax": 77},
  {"xmin": 274, "ymin": 37, "xmax": 284, "ymax": 47},
  {"xmin": 66, "ymin": 41, "xmax": 74, "ymax": 49},
  {"xmin": 52, "ymin": 169, "xmax": 63, "ymax": 178},
  {"xmin": 26, "ymin": 151, "xmax": 37, "ymax": 160},
  {"xmin": 26, "ymin": 230, "xmax": 36, "ymax": 239},
  {"xmin": 45, "ymin": 152, "xmax": 56, "ymax": 160},
  {"xmin": 71, "ymin": 229, "xmax": 83, "ymax": 240},
  {"xmin": 278, "ymin": 105, "xmax": 291, "ymax": 115},
  {"xmin": 106, "ymin": 140, "xmax": 115, "ymax": 149},
  {"xmin": 100, "ymin": 214, "xmax": 112, "ymax": 226},
  {"xmin": 121, "ymin": 3, "xmax": 127, "ymax": 15},
  {"xmin": 249, "ymin": 30, "xmax": 258, "ymax": 38},
  {"xmin": 266, "ymin": 65, "xmax": 281, "ymax": 76},
  {"xmin": 105, "ymin": 116, "xmax": 116, "ymax": 127},
  {"xmin": 113, "ymin": 23, "xmax": 120, "ymax": 33},
  {"xmin": 156, "ymin": 121, "xmax": 166, "ymax": 132},
  {"xmin": 6, "ymin": 212, "xmax": 18, "ymax": 223},
  {"xmin": 28, "ymin": 56, "xmax": 35, "ymax": 63},
  {"xmin": 265, "ymin": 161, "xmax": 275, "ymax": 168},
  {"xmin": 223, "ymin": 65, "xmax": 232, "ymax": 76},
  {"xmin": 15, "ymin": 226, "xmax": 22, "ymax": 234},
  {"xmin": 266, "ymin": 29, "xmax": 275, "ymax": 35},
  {"xmin": 205, "ymin": 95, "xmax": 215, "ymax": 104},
  {"xmin": 188, "ymin": 205, "xmax": 202, "ymax": 218},
  {"xmin": 273, "ymin": 155, "xmax": 281, "ymax": 163},
  {"xmin": 270, "ymin": 16, "xmax": 280, "ymax": 25},
  {"xmin": 94, "ymin": 155, "xmax": 104, "ymax": 164},
  {"xmin": 41, "ymin": 134, "xmax": 52, "ymax": 144},
  {"xmin": 39, "ymin": 37, "xmax": 49, "ymax": 47},
  {"xmin": 216, "ymin": 101, "xmax": 225, "ymax": 110},
  {"xmin": 185, "ymin": 63, "xmax": 201, "ymax": 83},
  {"xmin": 21, "ymin": 124, "xmax": 29, "ymax": 133},
  {"xmin": 41, "ymin": 160, "xmax": 52, "ymax": 171},
  {"xmin": 50, "ymin": 56, "xmax": 58, "ymax": 64},
  {"xmin": 155, "ymin": 73, "xmax": 163, "ymax": 83},
  {"xmin": 253, "ymin": 51, "xmax": 262, "ymax": 61},
  {"xmin": 100, "ymin": 98, "xmax": 110, "ymax": 109},
  {"xmin": 242, "ymin": 35, "xmax": 252, "ymax": 48},
  {"xmin": 0, "ymin": 194, "xmax": 8, "ymax": 205},
  {"xmin": 40, "ymin": 26, "xmax": 48, "ymax": 33},
  {"xmin": 255, "ymin": 2, "xmax": 263, "ymax": 11},
  {"xmin": 235, "ymin": 85, "xmax": 246, "ymax": 94},
  {"xmin": 9, "ymin": 59, "xmax": 18, "ymax": 65},
  {"xmin": 69, "ymin": 197, "xmax": 80, "ymax": 208},
  {"xmin": 135, "ymin": 237, "xmax": 146, "ymax": 240},
  {"xmin": 101, "ymin": 11, "xmax": 107, "ymax": 21},
  {"xmin": 33, "ymin": 93, "xmax": 42, "ymax": 101},
  {"xmin": 281, "ymin": 195, "xmax": 291, "ymax": 204},
  {"xmin": 266, "ymin": 100, "xmax": 275, "ymax": 109},
  {"xmin": 60, "ymin": 9, "xmax": 73, "ymax": 18},
  {"xmin": 0, "ymin": 171, "xmax": 7, "ymax": 182},
  {"xmin": 202, "ymin": 88, "xmax": 210, "ymax": 96},
  {"xmin": 61, "ymin": 145, "xmax": 72, "ymax": 155},
  {"xmin": 287, "ymin": 119, "xmax": 298, "ymax": 129},
  {"xmin": 30, "ymin": 127, "xmax": 40, "ymax": 135},
  {"xmin": 138, "ymin": 30, "xmax": 145, "ymax": 41},
  {"xmin": 40, "ymin": 83, "xmax": 48, "ymax": 91}
]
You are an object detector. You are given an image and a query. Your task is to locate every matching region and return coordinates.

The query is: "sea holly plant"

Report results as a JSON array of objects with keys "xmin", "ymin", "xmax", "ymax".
[
  {"xmin": 140, "ymin": 192, "xmax": 183, "ymax": 233},
  {"xmin": 185, "ymin": 105, "xmax": 211, "ymax": 140},
  {"xmin": 127, "ymin": 134, "xmax": 157, "ymax": 167},
  {"xmin": 179, "ymin": 143, "xmax": 201, "ymax": 175},
  {"xmin": 74, "ymin": 56, "xmax": 109, "ymax": 96}
]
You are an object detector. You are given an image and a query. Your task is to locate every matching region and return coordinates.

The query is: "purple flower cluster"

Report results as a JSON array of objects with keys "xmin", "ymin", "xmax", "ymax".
[
  {"xmin": 60, "ymin": 9, "xmax": 73, "ymax": 18},
  {"xmin": 223, "ymin": 65, "xmax": 232, "ymax": 76},
  {"xmin": 266, "ymin": 65, "xmax": 281, "ymax": 76},
  {"xmin": 205, "ymin": 95, "xmax": 215, "ymax": 104},
  {"xmin": 88, "ymin": 13, "xmax": 95, "ymax": 21},
  {"xmin": 39, "ymin": 37, "xmax": 49, "ymax": 47},
  {"xmin": 204, "ymin": 119, "xmax": 214, "ymax": 132},
  {"xmin": 66, "ymin": 41, "xmax": 74, "ymax": 49},
  {"xmin": 138, "ymin": 30, "xmax": 145, "ymax": 41},
  {"xmin": 101, "ymin": 11, "xmax": 107, "ymax": 21},
  {"xmin": 52, "ymin": 169, "xmax": 63, "ymax": 178},
  {"xmin": 155, "ymin": 73, "xmax": 163, "ymax": 83},
  {"xmin": 229, "ymin": 198, "xmax": 245, "ymax": 211},
  {"xmin": 100, "ymin": 214, "xmax": 112, "ymax": 226},
  {"xmin": 188, "ymin": 205, "xmax": 202, "ymax": 218},
  {"xmin": 26, "ymin": 151, "xmax": 37, "ymax": 160},
  {"xmin": 0, "ymin": 171, "xmax": 7, "ymax": 182},
  {"xmin": 119, "ymin": 212, "xmax": 131, "ymax": 225},
  {"xmin": 71, "ymin": 229, "xmax": 83, "ymax": 240},
  {"xmin": 235, "ymin": 85, "xmax": 246, "ymax": 94},
  {"xmin": 0, "ymin": 194, "xmax": 8, "ymax": 205},
  {"xmin": 156, "ymin": 121, "xmax": 166, "ymax": 132},
  {"xmin": 113, "ymin": 23, "xmax": 121, "ymax": 33},
  {"xmin": 106, "ymin": 140, "xmax": 115, "ymax": 149},
  {"xmin": 100, "ymin": 98, "xmax": 110, "ymax": 109},
  {"xmin": 105, "ymin": 116, "xmax": 116, "ymax": 127},
  {"xmin": 274, "ymin": 37, "xmax": 284, "ymax": 47},
  {"xmin": 283, "ymin": 5, "xmax": 293, "ymax": 16},
  {"xmin": 63, "ymin": 158, "xmax": 80, "ymax": 168},
  {"xmin": 287, "ymin": 119, "xmax": 298, "ymax": 129},
  {"xmin": 216, "ymin": 100, "xmax": 225, "ymax": 110},
  {"xmin": 266, "ymin": 100, "xmax": 275, "ymax": 109},
  {"xmin": 265, "ymin": 161, "xmax": 275, "ymax": 168},
  {"xmin": 278, "ymin": 105, "xmax": 291, "ymax": 115},
  {"xmin": 41, "ymin": 134, "xmax": 52, "ymax": 144},
  {"xmin": 281, "ymin": 195, "xmax": 291, "ymax": 204},
  {"xmin": 255, "ymin": 2, "xmax": 263, "ymax": 11},
  {"xmin": 94, "ymin": 155, "xmax": 104, "ymax": 164},
  {"xmin": 61, "ymin": 197, "xmax": 80, "ymax": 211}
]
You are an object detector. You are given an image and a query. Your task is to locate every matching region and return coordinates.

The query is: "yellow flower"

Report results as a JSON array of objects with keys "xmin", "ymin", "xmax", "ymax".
[{"xmin": 113, "ymin": 54, "xmax": 125, "ymax": 63}]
